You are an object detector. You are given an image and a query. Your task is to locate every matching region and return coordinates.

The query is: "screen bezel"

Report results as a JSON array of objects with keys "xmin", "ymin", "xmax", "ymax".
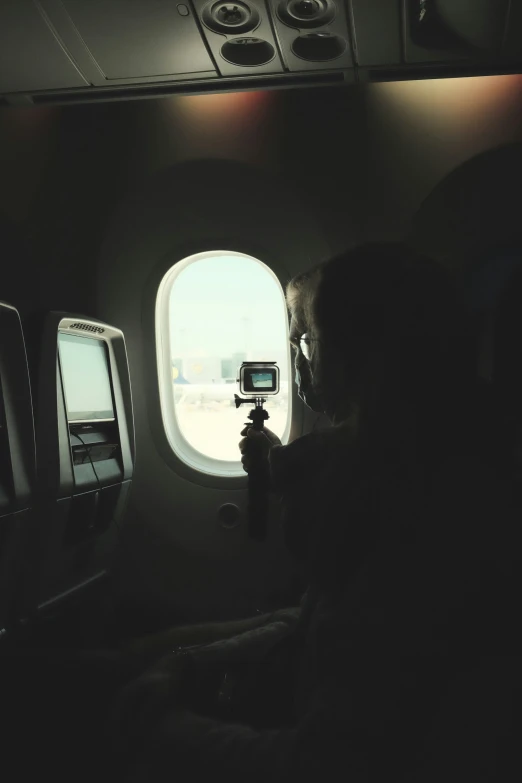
[
  {"xmin": 239, "ymin": 363, "xmax": 280, "ymax": 396},
  {"xmin": 58, "ymin": 331, "xmax": 117, "ymax": 425}
]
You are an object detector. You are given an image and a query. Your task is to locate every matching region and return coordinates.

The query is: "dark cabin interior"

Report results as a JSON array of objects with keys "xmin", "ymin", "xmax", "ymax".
[{"xmin": 1, "ymin": 2, "xmax": 522, "ymax": 781}]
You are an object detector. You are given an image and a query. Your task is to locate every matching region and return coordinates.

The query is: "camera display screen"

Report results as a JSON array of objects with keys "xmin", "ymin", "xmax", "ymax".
[{"xmin": 251, "ymin": 373, "xmax": 274, "ymax": 389}]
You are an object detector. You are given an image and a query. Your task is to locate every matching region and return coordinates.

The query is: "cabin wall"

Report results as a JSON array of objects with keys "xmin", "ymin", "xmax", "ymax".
[
  {"xmin": 3, "ymin": 77, "xmax": 522, "ymax": 323},
  {"xmin": 0, "ymin": 87, "xmax": 367, "ymax": 327}
]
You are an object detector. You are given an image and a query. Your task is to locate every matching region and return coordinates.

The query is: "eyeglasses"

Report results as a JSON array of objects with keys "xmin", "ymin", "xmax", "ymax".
[{"xmin": 297, "ymin": 333, "xmax": 320, "ymax": 361}]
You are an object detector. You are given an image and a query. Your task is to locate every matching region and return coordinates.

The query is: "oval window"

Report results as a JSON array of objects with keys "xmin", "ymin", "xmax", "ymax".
[{"xmin": 156, "ymin": 251, "xmax": 291, "ymax": 476}]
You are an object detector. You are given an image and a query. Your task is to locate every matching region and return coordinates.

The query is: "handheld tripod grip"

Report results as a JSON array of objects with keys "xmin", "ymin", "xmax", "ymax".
[
  {"xmin": 235, "ymin": 395, "xmax": 271, "ymax": 541},
  {"xmin": 246, "ymin": 406, "xmax": 270, "ymax": 542}
]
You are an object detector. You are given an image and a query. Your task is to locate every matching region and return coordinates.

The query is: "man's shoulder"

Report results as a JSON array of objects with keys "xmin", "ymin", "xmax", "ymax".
[
  {"xmin": 271, "ymin": 423, "xmax": 356, "ymax": 462},
  {"xmin": 269, "ymin": 424, "xmax": 356, "ymax": 489}
]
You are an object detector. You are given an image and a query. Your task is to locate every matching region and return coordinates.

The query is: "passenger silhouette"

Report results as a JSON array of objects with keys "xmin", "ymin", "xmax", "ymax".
[{"xmin": 110, "ymin": 243, "xmax": 521, "ymax": 782}]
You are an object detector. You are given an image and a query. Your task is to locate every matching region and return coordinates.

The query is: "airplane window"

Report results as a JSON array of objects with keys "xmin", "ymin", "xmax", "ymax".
[{"xmin": 156, "ymin": 251, "xmax": 291, "ymax": 476}]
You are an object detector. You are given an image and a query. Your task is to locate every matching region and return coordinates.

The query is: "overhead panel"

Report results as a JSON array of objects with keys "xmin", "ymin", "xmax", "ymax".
[
  {"xmin": 0, "ymin": 0, "xmax": 87, "ymax": 93},
  {"xmin": 60, "ymin": 0, "xmax": 215, "ymax": 79},
  {"xmin": 2, "ymin": 0, "xmax": 522, "ymax": 102},
  {"xmin": 402, "ymin": 0, "xmax": 514, "ymax": 66},
  {"xmin": 349, "ymin": 0, "xmax": 402, "ymax": 67},
  {"xmin": 403, "ymin": 0, "xmax": 471, "ymax": 64},
  {"xmin": 436, "ymin": 0, "xmax": 510, "ymax": 52},
  {"xmin": 503, "ymin": 2, "xmax": 522, "ymax": 60}
]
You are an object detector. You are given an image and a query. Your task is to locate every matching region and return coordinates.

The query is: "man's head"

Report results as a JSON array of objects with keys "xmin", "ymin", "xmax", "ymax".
[
  {"xmin": 286, "ymin": 243, "xmax": 474, "ymax": 425},
  {"xmin": 286, "ymin": 266, "xmax": 327, "ymax": 414}
]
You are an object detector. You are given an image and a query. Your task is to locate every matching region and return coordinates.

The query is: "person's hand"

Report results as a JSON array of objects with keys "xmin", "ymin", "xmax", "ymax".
[
  {"xmin": 238, "ymin": 426, "xmax": 282, "ymax": 474},
  {"xmin": 108, "ymin": 652, "xmax": 191, "ymax": 747}
]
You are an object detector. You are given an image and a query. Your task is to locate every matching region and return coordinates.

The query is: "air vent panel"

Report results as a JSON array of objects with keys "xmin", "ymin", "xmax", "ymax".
[
  {"xmin": 268, "ymin": 0, "xmax": 353, "ymax": 72},
  {"xmin": 193, "ymin": 0, "xmax": 284, "ymax": 76}
]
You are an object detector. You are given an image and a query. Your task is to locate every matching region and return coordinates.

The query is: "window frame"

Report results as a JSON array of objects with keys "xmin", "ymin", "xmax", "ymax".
[{"xmin": 143, "ymin": 242, "xmax": 299, "ymax": 489}]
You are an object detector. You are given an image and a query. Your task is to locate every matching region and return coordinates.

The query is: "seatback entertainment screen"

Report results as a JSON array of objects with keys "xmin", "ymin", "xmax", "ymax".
[{"xmin": 58, "ymin": 332, "xmax": 115, "ymax": 423}]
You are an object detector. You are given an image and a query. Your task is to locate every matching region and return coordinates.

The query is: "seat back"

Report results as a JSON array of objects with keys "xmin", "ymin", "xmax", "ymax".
[
  {"xmin": 33, "ymin": 312, "xmax": 134, "ymax": 615},
  {"xmin": 0, "ymin": 301, "xmax": 36, "ymax": 635}
]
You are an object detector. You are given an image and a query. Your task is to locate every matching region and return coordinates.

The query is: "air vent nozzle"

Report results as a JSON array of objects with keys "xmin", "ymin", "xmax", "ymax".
[
  {"xmin": 221, "ymin": 37, "xmax": 275, "ymax": 66},
  {"xmin": 292, "ymin": 32, "xmax": 346, "ymax": 61},
  {"xmin": 202, "ymin": 1, "xmax": 260, "ymax": 35},
  {"xmin": 277, "ymin": 0, "xmax": 335, "ymax": 29}
]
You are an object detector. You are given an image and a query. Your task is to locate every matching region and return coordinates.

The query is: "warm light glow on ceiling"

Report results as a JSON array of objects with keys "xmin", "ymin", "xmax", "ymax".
[
  {"xmin": 157, "ymin": 90, "xmax": 275, "ymax": 162},
  {"xmin": 371, "ymin": 74, "xmax": 522, "ymax": 128},
  {"xmin": 1, "ymin": 106, "xmax": 57, "ymax": 135},
  {"xmin": 175, "ymin": 89, "xmax": 272, "ymax": 122}
]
